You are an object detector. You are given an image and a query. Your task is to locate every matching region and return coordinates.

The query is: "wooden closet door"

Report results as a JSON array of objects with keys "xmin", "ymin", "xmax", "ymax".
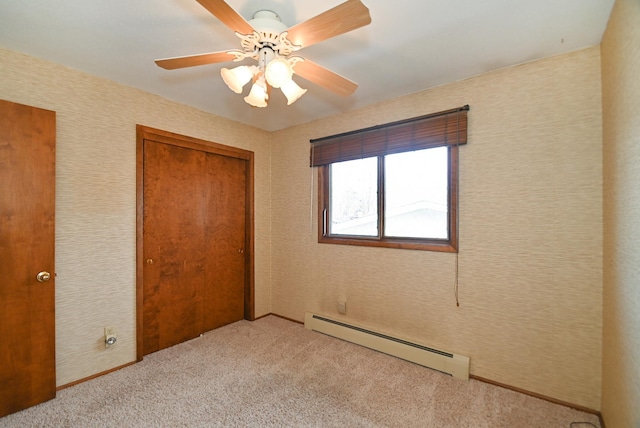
[
  {"xmin": 203, "ymin": 153, "xmax": 246, "ymax": 331},
  {"xmin": 143, "ymin": 141, "xmax": 206, "ymax": 355},
  {"xmin": 142, "ymin": 140, "xmax": 248, "ymax": 355}
]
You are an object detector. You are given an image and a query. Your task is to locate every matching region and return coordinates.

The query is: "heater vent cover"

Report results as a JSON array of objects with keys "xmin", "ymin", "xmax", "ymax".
[{"xmin": 304, "ymin": 313, "xmax": 469, "ymax": 380}]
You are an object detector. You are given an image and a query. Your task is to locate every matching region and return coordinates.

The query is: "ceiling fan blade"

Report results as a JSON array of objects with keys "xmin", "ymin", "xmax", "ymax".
[
  {"xmin": 195, "ymin": 0, "xmax": 254, "ymax": 35},
  {"xmin": 155, "ymin": 51, "xmax": 236, "ymax": 70},
  {"xmin": 285, "ymin": 0, "xmax": 371, "ymax": 49},
  {"xmin": 293, "ymin": 59, "xmax": 358, "ymax": 97}
]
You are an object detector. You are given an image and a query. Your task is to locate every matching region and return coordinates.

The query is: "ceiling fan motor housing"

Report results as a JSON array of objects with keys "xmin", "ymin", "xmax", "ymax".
[
  {"xmin": 249, "ymin": 10, "xmax": 287, "ymax": 34},
  {"xmin": 238, "ymin": 10, "xmax": 298, "ymax": 58}
]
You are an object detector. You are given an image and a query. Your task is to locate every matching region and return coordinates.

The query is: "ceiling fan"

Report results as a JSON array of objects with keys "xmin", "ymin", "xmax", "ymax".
[{"xmin": 155, "ymin": 0, "xmax": 371, "ymax": 107}]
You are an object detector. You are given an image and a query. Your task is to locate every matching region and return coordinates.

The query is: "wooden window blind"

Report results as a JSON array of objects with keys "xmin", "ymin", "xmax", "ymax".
[{"xmin": 310, "ymin": 105, "xmax": 469, "ymax": 167}]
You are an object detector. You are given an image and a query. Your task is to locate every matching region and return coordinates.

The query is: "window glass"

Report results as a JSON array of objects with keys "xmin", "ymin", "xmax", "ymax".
[
  {"xmin": 329, "ymin": 157, "xmax": 378, "ymax": 236},
  {"xmin": 384, "ymin": 148, "xmax": 448, "ymax": 239}
]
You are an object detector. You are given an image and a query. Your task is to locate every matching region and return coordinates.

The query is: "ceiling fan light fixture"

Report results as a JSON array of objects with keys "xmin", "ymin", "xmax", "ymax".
[
  {"xmin": 221, "ymin": 65, "xmax": 257, "ymax": 94},
  {"xmin": 264, "ymin": 58, "xmax": 293, "ymax": 88},
  {"xmin": 156, "ymin": 1, "xmax": 372, "ymax": 108},
  {"xmin": 281, "ymin": 79, "xmax": 307, "ymax": 105},
  {"xmin": 244, "ymin": 77, "xmax": 268, "ymax": 107}
]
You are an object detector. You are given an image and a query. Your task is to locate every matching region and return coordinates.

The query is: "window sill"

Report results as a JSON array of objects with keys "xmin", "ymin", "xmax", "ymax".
[{"xmin": 318, "ymin": 235, "xmax": 457, "ymax": 252}]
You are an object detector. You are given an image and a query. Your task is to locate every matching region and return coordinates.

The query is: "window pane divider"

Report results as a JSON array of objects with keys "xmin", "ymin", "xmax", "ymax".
[{"xmin": 377, "ymin": 155, "xmax": 385, "ymax": 239}]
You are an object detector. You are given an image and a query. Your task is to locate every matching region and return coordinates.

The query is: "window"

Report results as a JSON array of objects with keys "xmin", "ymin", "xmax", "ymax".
[{"xmin": 311, "ymin": 106, "xmax": 468, "ymax": 252}]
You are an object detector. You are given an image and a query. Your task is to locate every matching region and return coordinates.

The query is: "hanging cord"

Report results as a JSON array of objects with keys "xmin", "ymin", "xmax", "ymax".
[
  {"xmin": 454, "ymin": 253, "xmax": 460, "ymax": 307},
  {"xmin": 309, "ymin": 145, "xmax": 315, "ymax": 235},
  {"xmin": 309, "ymin": 166, "xmax": 315, "ymax": 235},
  {"xmin": 454, "ymin": 110, "xmax": 461, "ymax": 307}
]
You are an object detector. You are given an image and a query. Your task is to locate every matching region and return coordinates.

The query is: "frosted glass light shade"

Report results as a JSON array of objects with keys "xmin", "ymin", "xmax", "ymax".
[
  {"xmin": 281, "ymin": 79, "xmax": 307, "ymax": 105},
  {"xmin": 221, "ymin": 65, "xmax": 255, "ymax": 94},
  {"xmin": 264, "ymin": 58, "xmax": 293, "ymax": 88},
  {"xmin": 244, "ymin": 81, "xmax": 268, "ymax": 107}
]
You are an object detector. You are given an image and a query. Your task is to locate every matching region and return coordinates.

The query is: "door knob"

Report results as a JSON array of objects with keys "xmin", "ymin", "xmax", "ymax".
[{"xmin": 36, "ymin": 271, "xmax": 51, "ymax": 282}]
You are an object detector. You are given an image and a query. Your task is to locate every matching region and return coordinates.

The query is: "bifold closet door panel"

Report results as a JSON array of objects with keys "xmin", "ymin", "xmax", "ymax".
[
  {"xmin": 203, "ymin": 153, "xmax": 246, "ymax": 332},
  {"xmin": 143, "ymin": 141, "xmax": 206, "ymax": 355}
]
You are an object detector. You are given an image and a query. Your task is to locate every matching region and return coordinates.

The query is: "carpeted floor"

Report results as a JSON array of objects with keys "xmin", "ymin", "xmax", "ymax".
[{"xmin": 0, "ymin": 316, "xmax": 601, "ymax": 427}]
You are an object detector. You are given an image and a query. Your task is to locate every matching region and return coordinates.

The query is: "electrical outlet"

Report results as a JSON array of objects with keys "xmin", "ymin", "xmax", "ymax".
[
  {"xmin": 338, "ymin": 300, "xmax": 347, "ymax": 315},
  {"xmin": 104, "ymin": 327, "xmax": 117, "ymax": 348}
]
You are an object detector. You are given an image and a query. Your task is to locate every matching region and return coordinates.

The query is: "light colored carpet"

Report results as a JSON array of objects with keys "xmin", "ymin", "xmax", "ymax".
[{"xmin": 0, "ymin": 316, "xmax": 601, "ymax": 427}]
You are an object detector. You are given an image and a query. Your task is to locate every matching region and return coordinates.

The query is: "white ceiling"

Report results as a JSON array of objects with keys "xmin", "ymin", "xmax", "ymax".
[{"xmin": 0, "ymin": 0, "xmax": 614, "ymax": 132}]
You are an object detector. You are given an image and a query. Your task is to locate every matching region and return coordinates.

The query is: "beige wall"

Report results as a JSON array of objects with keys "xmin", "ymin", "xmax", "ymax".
[
  {"xmin": 0, "ymin": 47, "xmax": 273, "ymax": 386},
  {"xmin": 272, "ymin": 47, "xmax": 603, "ymax": 409},
  {"xmin": 601, "ymin": 0, "xmax": 640, "ymax": 426}
]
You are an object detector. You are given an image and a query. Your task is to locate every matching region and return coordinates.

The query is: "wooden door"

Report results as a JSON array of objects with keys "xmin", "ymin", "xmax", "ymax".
[
  {"xmin": 142, "ymin": 141, "xmax": 207, "ymax": 354},
  {"xmin": 0, "ymin": 99, "xmax": 56, "ymax": 417},
  {"xmin": 203, "ymin": 154, "xmax": 246, "ymax": 331},
  {"xmin": 139, "ymin": 127, "xmax": 252, "ymax": 357}
]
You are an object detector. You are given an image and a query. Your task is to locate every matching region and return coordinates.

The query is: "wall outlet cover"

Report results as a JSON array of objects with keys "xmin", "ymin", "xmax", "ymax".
[{"xmin": 338, "ymin": 301, "xmax": 347, "ymax": 314}]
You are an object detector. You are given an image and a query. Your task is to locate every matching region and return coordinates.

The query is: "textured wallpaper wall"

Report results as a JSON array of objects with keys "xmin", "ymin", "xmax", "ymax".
[
  {"xmin": 0, "ymin": 48, "xmax": 272, "ymax": 387},
  {"xmin": 271, "ymin": 47, "xmax": 603, "ymax": 409},
  {"xmin": 601, "ymin": 0, "xmax": 640, "ymax": 426}
]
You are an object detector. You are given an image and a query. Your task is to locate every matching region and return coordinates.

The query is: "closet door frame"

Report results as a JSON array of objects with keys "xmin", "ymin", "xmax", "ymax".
[{"xmin": 135, "ymin": 125, "xmax": 255, "ymax": 361}]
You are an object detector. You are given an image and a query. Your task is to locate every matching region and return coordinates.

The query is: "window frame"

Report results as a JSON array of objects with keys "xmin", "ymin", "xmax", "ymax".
[{"xmin": 318, "ymin": 145, "xmax": 459, "ymax": 252}]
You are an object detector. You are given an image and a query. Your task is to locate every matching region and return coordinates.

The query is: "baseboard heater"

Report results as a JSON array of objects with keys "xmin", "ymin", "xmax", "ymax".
[{"xmin": 304, "ymin": 313, "xmax": 469, "ymax": 380}]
